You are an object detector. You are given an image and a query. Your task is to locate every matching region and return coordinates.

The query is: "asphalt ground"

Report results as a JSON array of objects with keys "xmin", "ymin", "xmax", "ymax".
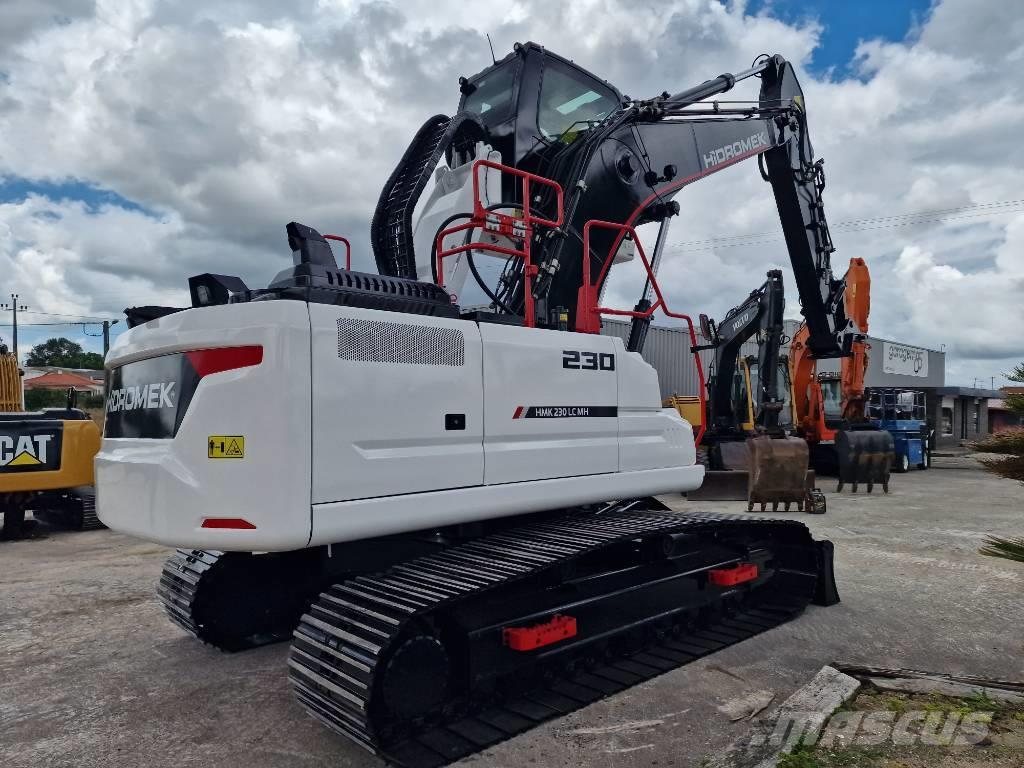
[{"xmin": 1, "ymin": 455, "xmax": 1020, "ymax": 767}]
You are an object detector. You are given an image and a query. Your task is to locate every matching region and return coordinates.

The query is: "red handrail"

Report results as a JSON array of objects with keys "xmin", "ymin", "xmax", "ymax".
[
  {"xmin": 324, "ymin": 235, "xmax": 351, "ymax": 271},
  {"xmin": 435, "ymin": 160, "xmax": 564, "ymax": 328},
  {"xmin": 581, "ymin": 219, "xmax": 707, "ymax": 446}
]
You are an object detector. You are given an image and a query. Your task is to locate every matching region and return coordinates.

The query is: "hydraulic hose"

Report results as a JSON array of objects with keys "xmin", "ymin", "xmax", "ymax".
[{"xmin": 430, "ymin": 203, "xmax": 526, "ymax": 316}]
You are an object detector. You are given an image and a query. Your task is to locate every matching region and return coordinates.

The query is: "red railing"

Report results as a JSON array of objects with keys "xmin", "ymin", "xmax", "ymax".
[
  {"xmin": 324, "ymin": 234, "xmax": 351, "ymax": 270},
  {"xmin": 435, "ymin": 159, "xmax": 564, "ymax": 328},
  {"xmin": 580, "ymin": 219, "xmax": 707, "ymax": 446}
]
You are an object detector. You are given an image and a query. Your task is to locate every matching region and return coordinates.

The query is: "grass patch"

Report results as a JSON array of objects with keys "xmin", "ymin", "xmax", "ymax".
[{"xmin": 777, "ymin": 684, "xmax": 1024, "ymax": 768}]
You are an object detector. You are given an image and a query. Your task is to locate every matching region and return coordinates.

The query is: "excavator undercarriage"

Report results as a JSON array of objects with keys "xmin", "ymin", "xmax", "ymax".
[
  {"xmin": 155, "ymin": 502, "xmax": 837, "ymax": 768},
  {"xmin": 290, "ymin": 503, "xmax": 836, "ymax": 767}
]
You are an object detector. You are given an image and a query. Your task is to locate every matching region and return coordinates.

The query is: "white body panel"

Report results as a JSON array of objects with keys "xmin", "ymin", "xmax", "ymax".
[
  {"xmin": 96, "ymin": 302, "xmax": 703, "ymax": 552},
  {"xmin": 95, "ymin": 302, "xmax": 313, "ymax": 551},
  {"xmin": 480, "ymin": 324, "xmax": 618, "ymax": 484},
  {"xmin": 310, "ymin": 304, "xmax": 484, "ymax": 502},
  {"xmin": 309, "ymin": 466, "xmax": 702, "ymax": 546}
]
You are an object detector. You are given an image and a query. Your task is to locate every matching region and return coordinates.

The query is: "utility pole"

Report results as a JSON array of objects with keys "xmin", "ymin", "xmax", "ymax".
[
  {"xmin": 0, "ymin": 294, "xmax": 29, "ymax": 359},
  {"xmin": 102, "ymin": 319, "xmax": 119, "ymax": 357}
]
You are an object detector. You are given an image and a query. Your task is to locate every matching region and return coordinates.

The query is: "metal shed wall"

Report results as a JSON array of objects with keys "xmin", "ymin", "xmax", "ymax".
[{"xmin": 601, "ymin": 319, "xmax": 760, "ymax": 399}]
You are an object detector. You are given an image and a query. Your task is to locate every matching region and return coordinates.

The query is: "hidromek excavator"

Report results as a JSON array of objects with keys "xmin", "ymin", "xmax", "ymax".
[{"xmin": 97, "ymin": 44, "xmax": 854, "ymax": 766}]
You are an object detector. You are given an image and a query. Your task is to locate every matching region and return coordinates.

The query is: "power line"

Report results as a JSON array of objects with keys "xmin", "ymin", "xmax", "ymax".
[
  {"xmin": 0, "ymin": 321, "xmax": 105, "ymax": 327},
  {"xmin": 17, "ymin": 309, "xmax": 111, "ymax": 321},
  {"xmin": 664, "ymin": 198, "xmax": 1024, "ymax": 254}
]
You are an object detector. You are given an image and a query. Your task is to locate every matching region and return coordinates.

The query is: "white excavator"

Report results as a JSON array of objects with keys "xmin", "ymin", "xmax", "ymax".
[{"xmin": 97, "ymin": 43, "xmax": 850, "ymax": 767}]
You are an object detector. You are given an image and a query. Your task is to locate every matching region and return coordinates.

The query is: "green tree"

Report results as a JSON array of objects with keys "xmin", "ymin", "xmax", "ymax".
[
  {"xmin": 972, "ymin": 364, "xmax": 1024, "ymax": 563},
  {"xmin": 79, "ymin": 351, "xmax": 105, "ymax": 369},
  {"xmin": 1005, "ymin": 362, "xmax": 1024, "ymax": 418},
  {"xmin": 24, "ymin": 337, "xmax": 103, "ymax": 369}
]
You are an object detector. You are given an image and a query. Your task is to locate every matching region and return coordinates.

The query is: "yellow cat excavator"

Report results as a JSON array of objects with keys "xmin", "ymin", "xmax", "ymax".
[{"xmin": 0, "ymin": 342, "xmax": 103, "ymax": 538}]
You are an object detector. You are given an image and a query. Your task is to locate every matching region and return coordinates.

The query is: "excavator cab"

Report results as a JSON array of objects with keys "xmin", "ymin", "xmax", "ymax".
[
  {"xmin": 457, "ymin": 43, "xmax": 623, "ymax": 174},
  {"xmin": 733, "ymin": 358, "xmax": 755, "ymax": 432}
]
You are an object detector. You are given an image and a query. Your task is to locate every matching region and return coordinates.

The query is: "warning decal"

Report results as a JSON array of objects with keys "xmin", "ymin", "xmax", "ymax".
[{"xmin": 208, "ymin": 435, "xmax": 245, "ymax": 459}]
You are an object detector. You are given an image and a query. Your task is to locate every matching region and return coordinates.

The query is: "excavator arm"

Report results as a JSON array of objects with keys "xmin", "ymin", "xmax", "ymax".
[
  {"xmin": 790, "ymin": 257, "xmax": 893, "ymax": 492},
  {"xmin": 374, "ymin": 46, "xmax": 857, "ymax": 363},
  {"xmin": 695, "ymin": 270, "xmax": 786, "ymax": 433},
  {"xmin": 529, "ymin": 54, "xmax": 854, "ymax": 361}
]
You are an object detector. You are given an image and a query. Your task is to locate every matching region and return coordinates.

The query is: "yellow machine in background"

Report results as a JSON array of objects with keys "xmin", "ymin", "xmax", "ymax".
[
  {"xmin": 663, "ymin": 358, "xmax": 757, "ymax": 434},
  {"xmin": 0, "ymin": 343, "xmax": 103, "ymax": 538}
]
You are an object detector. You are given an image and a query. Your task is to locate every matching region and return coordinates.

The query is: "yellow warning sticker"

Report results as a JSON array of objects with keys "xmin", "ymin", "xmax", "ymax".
[{"xmin": 208, "ymin": 435, "xmax": 245, "ymax": 459}]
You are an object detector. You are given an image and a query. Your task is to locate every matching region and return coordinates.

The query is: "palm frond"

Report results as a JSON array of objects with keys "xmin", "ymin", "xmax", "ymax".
[{"xmin": 979, "ymin": 535, "xmax": 1024, "ymax": 563}]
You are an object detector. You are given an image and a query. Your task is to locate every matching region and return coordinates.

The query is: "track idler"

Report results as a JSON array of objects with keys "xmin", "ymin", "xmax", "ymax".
[
  {"xmin": 835, "ymin": 429, "xmax": 894, "ymax": 493},
  {"xmin": 158, "ymin": 549, "xmax": 327, "ymax": 651},
  {"xmin": 747, "ymin": 435, "xmax": 823, "ymax": 514}
]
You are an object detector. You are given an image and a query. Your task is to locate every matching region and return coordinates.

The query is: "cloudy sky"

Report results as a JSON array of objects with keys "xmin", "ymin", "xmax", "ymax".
[{"xmin": 0, "ymin": 0, "xmax": 1021, "ymax": 386}]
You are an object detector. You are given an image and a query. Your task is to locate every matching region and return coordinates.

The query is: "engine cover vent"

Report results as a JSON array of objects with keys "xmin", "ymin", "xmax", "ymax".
[{"xmin": 337, "ymin": 317, "xmax": 465, "ymax": 367}]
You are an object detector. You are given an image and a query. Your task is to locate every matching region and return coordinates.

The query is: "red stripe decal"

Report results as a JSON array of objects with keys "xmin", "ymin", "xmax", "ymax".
[{"xmin": 513, "ymin": 406, "xmax": 524, "ymax": 419}]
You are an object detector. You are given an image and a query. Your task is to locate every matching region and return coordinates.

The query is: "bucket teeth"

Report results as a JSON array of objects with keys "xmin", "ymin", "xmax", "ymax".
[{"xmin": 835, "ymin": 429, "xmax": 895, "ymax": 493}]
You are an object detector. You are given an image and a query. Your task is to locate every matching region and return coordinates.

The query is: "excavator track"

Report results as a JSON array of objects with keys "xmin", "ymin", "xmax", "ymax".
[
  {"xmin": 371, "ymin": 112, "xmax": 484, "ymax": 279},
  {"xmin": 76, "ymin": 493, "xmax": 105, "ymax": 530},
  {"xmin": 289, "ymin": 504, "xmax": 837, "ymax": 766},
  {"xmin": 158, "ymin": 549, "xmax": 323, "ymax": 651},
  {"xmin": 31, "ymin": 490, "xmax": 106, "ymax": 531}
]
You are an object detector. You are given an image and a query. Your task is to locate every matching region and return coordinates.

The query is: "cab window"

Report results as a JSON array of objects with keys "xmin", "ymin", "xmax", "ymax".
[
  {"xmin": 463, "ymin": 62, "xmax": 518, "ymax": 124},
  {"xmin": 537, "ymin": 60, "xmax": 618, "ymax": 140}
]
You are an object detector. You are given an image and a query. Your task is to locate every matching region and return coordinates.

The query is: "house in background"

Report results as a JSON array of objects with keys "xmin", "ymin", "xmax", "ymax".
[
  {"xmin": 989, "ymin": 387, "xmax": 1024, "ymax": 433},
  {"xmin": 22, "ymin": 370, "xmax": 104, "ymax": 396}
]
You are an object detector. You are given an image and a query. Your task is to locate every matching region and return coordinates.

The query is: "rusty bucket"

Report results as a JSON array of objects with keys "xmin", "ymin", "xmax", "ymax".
[{"xmin": 747, "ymin": 435, "xmax": 812, "ymax": 512}]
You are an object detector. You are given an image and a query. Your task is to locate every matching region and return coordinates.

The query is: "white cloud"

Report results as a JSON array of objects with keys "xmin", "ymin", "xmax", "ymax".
[{"xmin": 0, "ymin": 0, "xmax": 1020, "ymax": 384}]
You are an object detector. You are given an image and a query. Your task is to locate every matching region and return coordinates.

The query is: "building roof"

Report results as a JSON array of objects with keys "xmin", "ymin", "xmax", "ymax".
[
  {"xmin": 23, "ymin": 371, "xmax": 102, "ymax": 390},
  {"xmin": 23, "ymin": 366, "xmax": 104, "ymax": 381},
  {"xmin": 935, "ymin": 386, "xmax": 1003, "ymax": 399},
  {"xmin": 1001, "ymin": 386, "xmax": 1024, "ymax": 395}
]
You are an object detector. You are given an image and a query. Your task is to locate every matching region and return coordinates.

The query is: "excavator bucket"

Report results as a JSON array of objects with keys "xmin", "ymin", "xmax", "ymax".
[
  {"xmin": 690, "ymin": 469, "xmax": 752, "ymax": 501},
  {"xmin": 689, "ymin": 438, "xmax": 820, "ymax": 512},
  {"xmin": 688, "ymin": 441, "xmax": 751, "ymax": 501},
  {"xmin": 748, "ymin": 435, "xmax": 814, "ymax": 513},
  {"xmin": 835, "ymin": 429, "xmax": 894, "ymax": 493}
]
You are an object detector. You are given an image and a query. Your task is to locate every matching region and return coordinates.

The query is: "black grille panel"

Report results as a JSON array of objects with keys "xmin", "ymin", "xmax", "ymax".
[{"xmin": 337, "ymin": 317, "xmax": 465, "ymax": 366}]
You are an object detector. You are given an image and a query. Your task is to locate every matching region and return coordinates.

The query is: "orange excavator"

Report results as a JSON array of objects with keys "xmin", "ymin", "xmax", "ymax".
[{"xmin": 789, "ymin": 258, "xmax": 893, "ymax": 491}]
